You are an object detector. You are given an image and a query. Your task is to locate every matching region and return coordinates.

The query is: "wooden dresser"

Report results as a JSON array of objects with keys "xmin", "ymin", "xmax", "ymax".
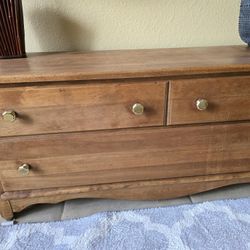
[{"xmin": 1, "ymin": 46, "xmax": 250, "ymax": 220}]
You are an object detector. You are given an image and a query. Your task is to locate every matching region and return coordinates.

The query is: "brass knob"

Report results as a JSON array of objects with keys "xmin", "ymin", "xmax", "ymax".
[
  {"xmin": 132, "ymin": 103, "xmax": 144, "ymax": 115},
  {"xmin": 196, "ymin": 99, "xmax": 208, "ymax": 111},
  {"xmin": 18, "ymin": 164, "xmax": 30, "ymax": 176},
  {"xmin": 2, "ymin": 110, "xmax": 16, "ymax": 122}
]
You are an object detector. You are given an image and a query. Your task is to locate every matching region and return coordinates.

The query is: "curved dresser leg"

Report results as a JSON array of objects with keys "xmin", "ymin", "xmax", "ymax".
[{"xmin": 0, "ymin": 200, "xmax": 14, "ymax": 221}]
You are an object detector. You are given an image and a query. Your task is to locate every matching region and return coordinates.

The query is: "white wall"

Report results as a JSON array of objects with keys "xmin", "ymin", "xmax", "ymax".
[{"xmin": 23, "ymin": 0, "xmax": 243, "ymax": 52}]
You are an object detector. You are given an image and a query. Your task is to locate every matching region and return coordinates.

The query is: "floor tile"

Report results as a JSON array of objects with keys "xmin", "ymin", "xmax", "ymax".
[
  {"xmin": 14, "ymin": 202, "xmax": 65, "ymax": 223},
  {"xmin": 61, "ymin": 197, "xmax": 192, "ymax": 220},
  {"xmin": 0, "ymin": 216, "xmax": 5, "ymax": 223},
  {"xmin": 190, "ymin": 184, "xmax": 250, "ymax": 203}
]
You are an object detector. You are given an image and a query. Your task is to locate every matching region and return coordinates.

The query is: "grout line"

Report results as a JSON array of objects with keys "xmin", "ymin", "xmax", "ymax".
[
  {"xmin": 188, "ymin": 195, "xmax": 194, "ymax": 204},
  {"xmin": 60, "ymin": 201, "xmax": 66, "ymax": 221}
]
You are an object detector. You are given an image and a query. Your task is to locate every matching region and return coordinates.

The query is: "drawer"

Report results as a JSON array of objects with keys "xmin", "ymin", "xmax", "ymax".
[
  {"xmin": 0, "ymin": 81, "xmax": 166, "ymax": 137},
  {"xmin": 1, "ymin": 123, "xmax": 250, "ymax": 191},
  {"xmin": 168, "ymin": 76, "xmax": 250, "ymax": 125}
]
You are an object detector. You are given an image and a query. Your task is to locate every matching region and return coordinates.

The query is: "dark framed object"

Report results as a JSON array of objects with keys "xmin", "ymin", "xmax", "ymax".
[
  {"xmin": 0, "ymin": 0, "xmax": 26, "ymax": 59},
  {"xmin": 239, "ymin": 0, "xmax": 250, "ymax": 46}
]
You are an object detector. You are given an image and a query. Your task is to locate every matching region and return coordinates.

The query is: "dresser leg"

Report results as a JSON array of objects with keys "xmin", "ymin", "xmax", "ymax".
[{"xmin": 0, "ymin": 200, "xmax": 14, "ymax": 221}]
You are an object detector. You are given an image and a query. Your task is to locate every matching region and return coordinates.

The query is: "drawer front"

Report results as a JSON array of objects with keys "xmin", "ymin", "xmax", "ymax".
[
  {"xmin": 0, "ymin": 81, "xmax": 166, "ymax": 137},
  {"xmin": 168, "ymin": 76, "xmax": 250, "ymax": 125},
  {"xmin": 1, "ymin": 123, "xmax": 250, "ymax": 191}
]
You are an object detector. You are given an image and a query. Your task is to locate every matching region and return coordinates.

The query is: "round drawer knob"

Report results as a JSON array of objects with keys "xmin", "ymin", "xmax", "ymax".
[
  {"xmin": 132, "ymin": 103, "xmax": 144, "ymax": 115},
  {"xmin": 2, "ymin": 110, "xmax": 17, "ymax": 122},
  {"xmin": 18, "ymin": 164, "xmax": 30, "ymax": 176},
  {"xmin": 196, "ymin": 99, "xmax": 208, "ymax": 111}
]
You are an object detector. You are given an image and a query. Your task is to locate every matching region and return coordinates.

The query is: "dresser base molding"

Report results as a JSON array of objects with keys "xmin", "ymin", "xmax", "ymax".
[{"xmin": 1, "ymin": 172, "xmax": 250, "ymax": 220}]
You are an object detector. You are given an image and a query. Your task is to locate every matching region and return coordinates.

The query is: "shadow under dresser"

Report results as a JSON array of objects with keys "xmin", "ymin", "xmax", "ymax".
[{"xmin": 1, "ymin": 45, "xmax": 250, "ymax": 220}]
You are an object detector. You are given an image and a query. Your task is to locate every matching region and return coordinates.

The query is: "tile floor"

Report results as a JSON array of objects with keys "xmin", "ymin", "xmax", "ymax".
[{"xmin": 1, "ymin": 183, "xmax": 250, "ymax": 224}]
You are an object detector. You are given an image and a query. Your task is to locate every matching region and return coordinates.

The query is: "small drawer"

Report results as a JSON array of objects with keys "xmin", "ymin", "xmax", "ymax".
[
  {"xmin": 0, "ymin": 81, "xmax": 166, "ymax": 137},
  {"xmin": 167, "ymin": 76, "xmax": 250, "ymax": 125}
]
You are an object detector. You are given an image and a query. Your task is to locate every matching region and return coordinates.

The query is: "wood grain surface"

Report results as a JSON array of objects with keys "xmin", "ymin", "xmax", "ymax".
[
  {"xmin": 1, "ymin": 46, "xmax": 250, "ymax": 220},
  {"xmin": 1, "ymin": 123, "xmax": 250, "ymax": 192},
  {"xmin": 168, "ymin": 76, "xmax": 250, "ymax": 125},
  {"xmin": 0, "ymin": 81, "xmax": 166, "ymax": 137},
  {"xmin": 1, "ymin": 46, "xmax": 250, "ymax": 84}
]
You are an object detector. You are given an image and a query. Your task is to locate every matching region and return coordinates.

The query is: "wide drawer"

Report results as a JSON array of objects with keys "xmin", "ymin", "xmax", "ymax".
[
  {"xmin": 168, "ymin": 76, "xmax": 250, "ymax": 125},
  {"xmin": 0, "ymin": 81, "xmax": 166, "ymax": 137},
  {"xmin": 1, "ymin": 123, "xmax": 250, "ymax": 191}
]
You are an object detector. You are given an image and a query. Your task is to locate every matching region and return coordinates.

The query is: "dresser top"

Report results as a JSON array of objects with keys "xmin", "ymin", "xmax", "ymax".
[{"xmin": 1, "ymin": 45, "xmax": 250, "ymax": 84}]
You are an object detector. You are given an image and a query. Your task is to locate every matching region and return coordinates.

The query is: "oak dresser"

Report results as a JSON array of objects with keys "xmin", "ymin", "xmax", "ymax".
[{"xmin": 1, "ymin": 46, "xmax": 250, "ymax": 220}]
